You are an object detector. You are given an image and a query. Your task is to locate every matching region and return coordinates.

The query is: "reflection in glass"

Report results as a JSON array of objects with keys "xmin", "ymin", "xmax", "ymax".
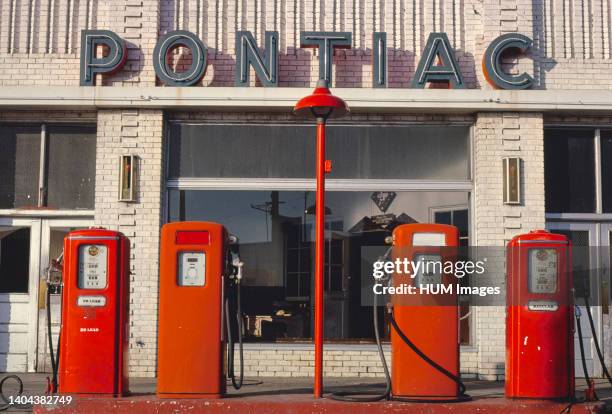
[
  {"xmin": 46, "ymin": 125, "xmax": 97, "ymax": 209},
  {"xmin": 554, "ymin": 230, "xmax": 591, "ymax": 299},
  {"xmin": 168, "ymin": 124, "xmax": 470, "ymax": 180},
  {"xmin": 168, "ymin": 189, "xmax": 469, "ymax": 342},
  {"xmin": 601, "ymin": 131, "xmax": 612, "ymax": 213},
  {"xmin": 544, "ymin": 129, "xmax": 595, "ymax": 213},
  {"xmin": 0, "ymin": 126, "xmax": 40, "ymax": 208}
]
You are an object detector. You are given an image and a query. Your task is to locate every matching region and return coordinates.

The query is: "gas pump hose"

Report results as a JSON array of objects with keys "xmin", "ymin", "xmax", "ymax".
[
  {"xmin": 226, "ymin": 282, "xmax": 244, "ymax": 390},
  {"xmin": 329, "ymin": 294, "xmax": 472, "ymax": 403},
  {"xmin": 575, "ymin": 307, "xmax": 597, "ymax": 399},
  {"xmin": 46, "ymin": 284, "xmax": 60, "ymax": 394},
  {"xmin": 330, "ymin": 244, "xmax": 470, "ymax": 403},
  {"xmin": 388, "ymin": 311, "xmax": 472, "ymax": 403},
  {"xmin": 580, "ymin": 284, "xmax": 612, "ymax": 388},
  {"xmin": 328, "ymin": 286, "xmax": 391, "ymax": 402}
]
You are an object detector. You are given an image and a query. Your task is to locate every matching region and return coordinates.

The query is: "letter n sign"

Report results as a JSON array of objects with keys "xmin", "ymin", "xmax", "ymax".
[
  {"xmin": 412, "ymin": 32, "xmax": 464, "ymax": 89},
  {"xmin": 80, "ymin": 30, "xmax": 127, "ymax": 86},
  {"xmin": 235, "ymin": 31, "xmax": 279, "ymax": 86}
]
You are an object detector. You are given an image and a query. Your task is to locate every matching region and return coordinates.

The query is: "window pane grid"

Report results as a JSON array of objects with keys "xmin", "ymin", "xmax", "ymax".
[
  {"xmin": 544, "ymin": 129, "xmax": 596, "ymax": 213},
  {"xmin": 0, "ymin": 123, "xmax": 96, "ymax": 210},
  {"xmin": 170, "ymin": 189, "xmax": 470, "ymax": 342},
  {"xmin": 168, "ymin": 123, "xmax": 470, "ymax": 180}
]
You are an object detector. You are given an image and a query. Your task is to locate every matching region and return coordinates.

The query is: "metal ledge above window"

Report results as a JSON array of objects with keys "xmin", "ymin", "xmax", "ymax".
[
  {"xmin": 5, "ymin": 87, "xmax": 612, "ymax": 113},
  {"xmin": 546, "ymin": 213, "xmax": 612, "ymax": 222},
  {"xmin": 166, "ymin": 178, "xmax": 473, "ymax": 192},
  {"xmin": 0, "ymin": 209, "xmax": 95, "ymax": 218}
]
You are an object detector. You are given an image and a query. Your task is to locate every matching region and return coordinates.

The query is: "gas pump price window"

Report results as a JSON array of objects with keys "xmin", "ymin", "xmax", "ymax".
[
  {"xmin": 77, "ymin": 244, "xmax": 108, "ymax": 290},
  {"xmin": 527, "ymin": 248, "xmax": 558, "ymax": 294},
  {"xmin": 177, "ymin": 251, "xmax": 206, "ymax": 286},
  {"xmin": 413, "ymin": 254, "xmax": 443, "ymax": 286}
]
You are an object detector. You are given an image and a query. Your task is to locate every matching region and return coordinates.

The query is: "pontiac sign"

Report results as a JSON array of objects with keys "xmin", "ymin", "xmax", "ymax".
[{"xmin": 80, "ymin": 30, "xmax": 534, "ymax": 90}]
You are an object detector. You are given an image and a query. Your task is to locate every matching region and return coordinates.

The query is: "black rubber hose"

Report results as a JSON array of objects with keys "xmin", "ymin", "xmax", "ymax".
[
  {"xmin": 582, "ymin": 289, "xmax": 612, "ymax": 387},
  {"xmin": 389, "ymin": 309, "xmax": 472, "ymax": 403},
  {"xmin": 226, "ymin": 280, "xmax": 244, "ymax": 390},
  {"xmin": 46, "ymin": 284, "xmax": 60, "ymax": 393},
  {"xmin": 225, "ymin": 298, "xmax": 235, "ymax": 383},
  {"xmin": 231, "ymin": 281, "xmax": 244, "ymax": 390},
  {"xmin": 0, "ymin": 375, "xmax": 31, "ymax": 411},
  {"xmin": 575, "ymin": 307, "xmax": 597, "ymax": 399},
  {"xmin": 329, "ymin": 284, "xmax": 391, "ymax": 401}
]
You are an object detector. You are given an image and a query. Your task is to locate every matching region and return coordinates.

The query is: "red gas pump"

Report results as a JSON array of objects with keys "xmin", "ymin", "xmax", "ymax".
[
  {"xmin": 390, "ymin": 223, "xmax": 466, "ymax": 401},
  {"xmin": 157, "ymin": 221, "xmax": 244, "ymax": 399},
  {"xmin": 506, "ymin": 230, "xmax": 574, "ymax": 399},
  {"xmin": 58, "ymin": 228, "xmax": 130, "ymax": 396}
]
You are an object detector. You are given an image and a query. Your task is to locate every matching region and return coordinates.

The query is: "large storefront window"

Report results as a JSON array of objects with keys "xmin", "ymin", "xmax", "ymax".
[
  {"xmin": 168, "ymin": 123, "xmax": 470, "ymax": 180},
  {"xmin": 168, "ymin": 189, "xmax": 469, "ymax": 341},
  {"xmin": 0, "ymin": 124, "xmax": 96, "ymax": 209},
  {"xmin": 167, "ymin": 121, "xmax": 472, "ymax": 342}
]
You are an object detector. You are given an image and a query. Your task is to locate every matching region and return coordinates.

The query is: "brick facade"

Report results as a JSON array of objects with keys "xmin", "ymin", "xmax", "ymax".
[
  {"xmin": 95, "ymin": 109, "xmax": 165, "ymax": 377},
  {"xmin": 1, "ymin": 0, "xmax": 612, "ymax": 89},
  {"xmin": 472, "ymin": 112, "xmax": 546, "ymax": 380},
  {"xmin": 0, "ymin": 0, "xmax": 609, "ymax": 380},
  {"xmin": 238, "ymin": 345, "xmax": 479, "ymax": 378}
]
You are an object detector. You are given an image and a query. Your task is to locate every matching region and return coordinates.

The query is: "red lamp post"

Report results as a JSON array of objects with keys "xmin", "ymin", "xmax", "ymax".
[{"xmin": 294, "ymin": 79, "xmax": 349, "ymax": 399}]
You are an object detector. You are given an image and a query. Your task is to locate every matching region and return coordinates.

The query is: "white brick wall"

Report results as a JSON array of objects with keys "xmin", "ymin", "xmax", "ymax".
[
  {"xmin": 0, "ymin": 0, "xmax": 606, "ymax": 380},
  {"xmin": 472, "ymin": 112, "xmax": 545, "ymax": 380},
  {"xmin": 95, "ymin": 109, "xmax": 165, "ymax": 377},
  {"xmin": 1, "ymin": 0, "xmax": 612, "ymax": 89},
  {"xmin": 234, "ymin": 345, "xmax": 479, "ymax": 379}
]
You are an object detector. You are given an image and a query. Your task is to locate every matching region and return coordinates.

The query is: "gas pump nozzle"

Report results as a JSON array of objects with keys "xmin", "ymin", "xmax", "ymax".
[
  {"xmin": 45, "ymin": 253, "xmax": 63, "ymax": 293},
  {"xmin": 228, "ymin": 234, "xmax": 244, "ymax": 282},
  {"xmin": 232, "ymin": 259, "xmax": 244, "ymax": 283}
]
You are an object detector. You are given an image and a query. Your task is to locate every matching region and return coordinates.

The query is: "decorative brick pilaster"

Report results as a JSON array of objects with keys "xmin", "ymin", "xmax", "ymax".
[
  {"xmin": 95, "ymin": 109, "xmax": 164, "ymax": 377},
  {"xmin": 472, "ymin": 112, "xmax": 545, "ymax": 379}
]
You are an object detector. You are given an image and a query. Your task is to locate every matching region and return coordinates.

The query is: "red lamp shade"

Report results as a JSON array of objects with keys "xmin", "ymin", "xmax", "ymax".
[{"xmin": 293, "ymin": 79, "xmax": 349, "ymax": 119}]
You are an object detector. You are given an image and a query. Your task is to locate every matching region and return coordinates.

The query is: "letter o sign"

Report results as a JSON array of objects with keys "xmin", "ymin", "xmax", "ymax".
[{"xmin": 153, "ymin": 30, "xmax": 207, "ymax": 86}]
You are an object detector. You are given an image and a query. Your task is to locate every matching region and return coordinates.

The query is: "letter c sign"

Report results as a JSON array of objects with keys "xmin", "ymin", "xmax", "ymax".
[{"xmin": 483, "ymin": 33, "xmax": 534, "ymax": 90}]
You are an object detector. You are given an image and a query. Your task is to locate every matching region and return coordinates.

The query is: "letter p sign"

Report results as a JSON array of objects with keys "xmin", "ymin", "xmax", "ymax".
[{"xmin": 80, "ymin": 30, "xmax": 127, "ymax": 86}]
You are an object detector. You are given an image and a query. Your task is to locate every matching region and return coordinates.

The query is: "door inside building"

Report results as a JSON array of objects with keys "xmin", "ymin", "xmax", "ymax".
[
  {"xmin": 546, "ymin": 222, "xmax": 603, "ymax": 378},
  {"xmin": 0, "ymin": 217, "xmax": 92, "ymax": 373},
  {"xmin": 0, "ymin": 218, "xmax": 40, "ymax": 372}
]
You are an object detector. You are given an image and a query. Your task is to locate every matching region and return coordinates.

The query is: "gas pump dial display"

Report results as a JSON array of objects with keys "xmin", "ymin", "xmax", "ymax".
[
  {"xmin": 528, "ymin": 248, "xmax": 558, "ymax": 293},
  {"xmin": 178, "ymin": 251, "xmax": 206, "ymax": 286},
  {"xmin": 78, "ymin": 244, "xmax": 108, "ymax": 289},
  {"xmin": 414, "ymin": 254, "xmax": 442, "ymax": 286}
]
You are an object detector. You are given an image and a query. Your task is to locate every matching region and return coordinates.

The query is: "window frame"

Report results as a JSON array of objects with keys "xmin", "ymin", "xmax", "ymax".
[
  {"xmin": 0, "ymin": 122, "xmax": 97, "ymax": 214},
  {"xmin": 164, "ymin": 120, "xmax": 475, "ymax": 345},
  {"xmin": 429, "ymin": 204, "xmax": 472, "ymax": 345},
  {"xmin": 165, "ymin": 120, "xmax": 473, "ymax": 184},
  {"xmin": 545, "ymin": 126, "xmax": 612, "ymax": 219},
  {"xmin": 429, "ymin": 204, "xmax": 470, "ymax": 244}
]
